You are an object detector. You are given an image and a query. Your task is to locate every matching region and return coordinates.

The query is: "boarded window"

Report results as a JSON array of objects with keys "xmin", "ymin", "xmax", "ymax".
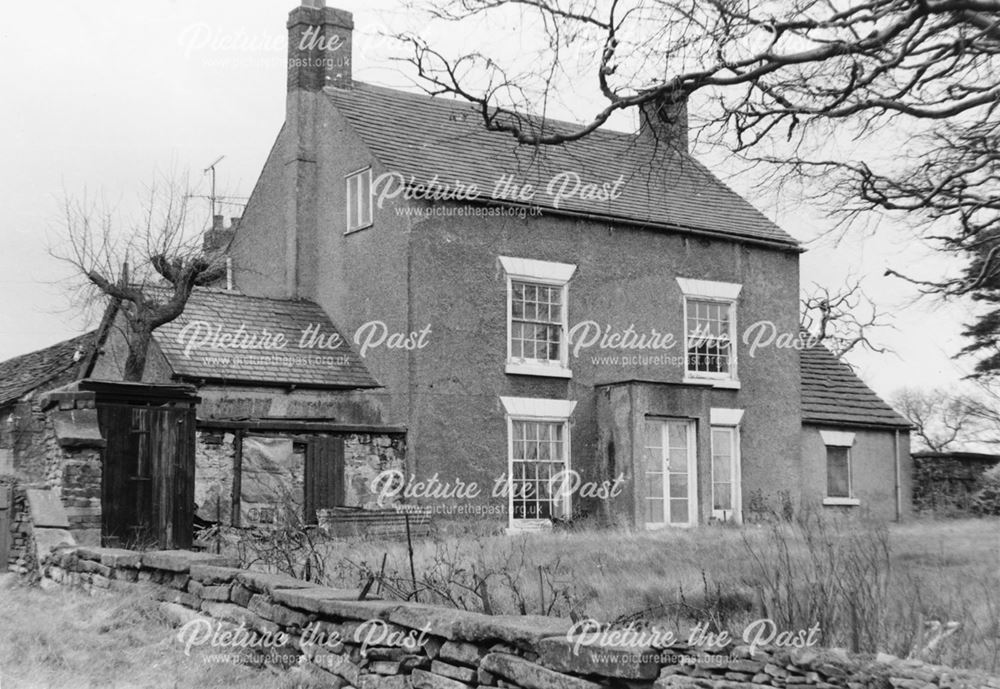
[
  {"xmin": 826, "ymin": 446, "xmax": 851, "ymax": 498},
  {"xmin": 239, "ymin": 436, "xmax": 306, "ymax": 526},
  {"xmin": 226, "ymin": 434, "xmax": 345, "ymax": 527}
]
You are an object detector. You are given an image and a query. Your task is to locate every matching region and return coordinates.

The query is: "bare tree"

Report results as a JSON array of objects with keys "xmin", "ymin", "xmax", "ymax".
[
  {"xmin": 891, "ymin": 387, "xmax": 1000, "ymax": 451},
  {"xmin": 800, "ymin": 280, "xmax": 891, "ymax": 359},
  {"xmin": 51, "ymin": 173, "xmax": 226, "ymax": 381},
  {"xmin": 392, "ymin": 0, "xmax": 1000, "ymax": 369}
]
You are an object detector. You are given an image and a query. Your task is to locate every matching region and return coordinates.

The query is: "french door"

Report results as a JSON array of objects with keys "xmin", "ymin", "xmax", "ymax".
[{"xmin": 643, "ymin": 419, "xmax": 697, "ymax": 527}]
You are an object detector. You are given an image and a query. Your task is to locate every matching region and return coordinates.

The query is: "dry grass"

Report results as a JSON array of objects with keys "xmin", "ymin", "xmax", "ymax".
[
  {"xmin": 0, "ymin": 582, "xmax": 323, "ymax": 689},
  {"xmin": 309, "ymin": 516, "xmax": 1000, "ymax": 671}
]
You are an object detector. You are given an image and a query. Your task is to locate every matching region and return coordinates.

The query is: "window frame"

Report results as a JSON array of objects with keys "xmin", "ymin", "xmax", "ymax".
[
  {"xmin": 820, "ymin": 430, "xmax": 859, "ymax": 506},
  {"xmin": 500, "ymin": 397, "xmax": 577, "ymax": 532},
  {"xmin": 676, "ymin": 278, "xmax": 742, "ymax": 388},
  {"xmin": 345, "ymin": 167, "xmax": 373, "ymax": 233},
  {"xmin": 499, "ymin": 256, "xmax": 576, "ymax": 378},
  {"xmin": 709, "ymin": 407, "xmax": 743, "ymax": 523}
]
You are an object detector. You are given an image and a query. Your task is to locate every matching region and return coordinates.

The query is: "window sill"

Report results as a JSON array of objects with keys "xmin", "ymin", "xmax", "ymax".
[
  {"xmin": 823, "ymin": 497, "xmax": 860, "ymax": 507},
  {"xmin": 344, "ymin": 223, "xmax": 374, "ymax": 235},
  {"xmin": 506, "ymin": 520, "xmax": 553, "ymax": 534},
  {"xmin": 505, "ymin": 362, "xmax": 572, "ymax": 379},
  {"xmin": 683, "ymin": 377, "xmax": 741, "ymax": 390}
]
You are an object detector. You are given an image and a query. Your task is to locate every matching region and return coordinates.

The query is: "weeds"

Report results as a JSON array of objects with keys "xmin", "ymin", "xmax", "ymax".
[{"xmin": 215, "ymin": 505, "xmax": 999, "ymax": 673}]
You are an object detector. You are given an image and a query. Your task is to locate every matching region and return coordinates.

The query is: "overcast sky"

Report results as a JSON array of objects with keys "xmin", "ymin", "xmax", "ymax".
[{"xmin": 0, "ymin": 0, "xmax": 981, "ymax": 401}]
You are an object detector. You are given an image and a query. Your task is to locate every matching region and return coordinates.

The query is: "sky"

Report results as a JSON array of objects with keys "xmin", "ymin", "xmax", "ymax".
[{"xmin": 0, "ymin": 0, "xmax": 983, "ymax": 403}]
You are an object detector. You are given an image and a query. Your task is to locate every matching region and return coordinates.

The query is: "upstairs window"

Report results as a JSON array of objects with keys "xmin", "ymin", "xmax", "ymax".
[
  {"xmin": 511, "ymin": 281, "xmax": 562, "ymax": 362},
  {"xmin": 499, "ymin": 256, "xmax": 576, "ymax": 378},
  {"xmin": 686, "ymin": 299, "xmax": 733, "ymax": 376},
  {"xmin": 676, "ymin": 278, "xmax": 742, "ymax": 385},
  {"xmin": 346, "ymin": 167, "xmax": 373, "ymax": 232}
]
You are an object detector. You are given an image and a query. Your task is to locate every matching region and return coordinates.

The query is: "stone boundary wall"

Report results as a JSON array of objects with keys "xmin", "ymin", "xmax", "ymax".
[{"xmin": 40, "ymin": 546, "xmax": 997, "ymax": 689}]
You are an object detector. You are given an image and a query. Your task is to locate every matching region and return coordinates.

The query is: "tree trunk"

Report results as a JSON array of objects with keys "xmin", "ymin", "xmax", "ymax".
[{"xmin": 123, "ymin": 324, "xmax": 151, "ymax": 382}]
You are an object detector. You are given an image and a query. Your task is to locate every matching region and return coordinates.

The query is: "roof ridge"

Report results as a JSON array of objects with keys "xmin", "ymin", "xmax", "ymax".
[
  {"xmin": 330, "ymin": 81, "xmax": 637, "ymax": 139},
  {"xmin": 323, "ymin": 82, "xmax": 801, "ymax": 248}
]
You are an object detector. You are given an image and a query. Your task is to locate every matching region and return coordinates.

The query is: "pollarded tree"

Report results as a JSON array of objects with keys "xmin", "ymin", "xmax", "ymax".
[{"xmin": 52, "ymin": 173, "xmax": 227, "ymax": 381}]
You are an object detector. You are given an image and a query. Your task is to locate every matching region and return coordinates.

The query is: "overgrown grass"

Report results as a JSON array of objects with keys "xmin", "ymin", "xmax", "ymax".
[
  {"xmin": 0, "ymin": 580, "xmax": 323, "ymax": 689},
  {"xmin": 289, "ymin": 515, "xmax": 999, "ymax": 672}
]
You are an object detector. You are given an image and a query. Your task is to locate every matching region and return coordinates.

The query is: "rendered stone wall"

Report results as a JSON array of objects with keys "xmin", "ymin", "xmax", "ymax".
[{"xmin": 40, "ymin": 546, "xmax": 998, "ymax": 689}]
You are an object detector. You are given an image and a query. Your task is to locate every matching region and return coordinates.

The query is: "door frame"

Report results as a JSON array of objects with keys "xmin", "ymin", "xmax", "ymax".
[
  {"xmin": 0, "ymin": 484, "xmax": 11, "ymax": 572},
  {"xmin": 644, "ymin": 418, "xmax": 698, "ymax": 529}
]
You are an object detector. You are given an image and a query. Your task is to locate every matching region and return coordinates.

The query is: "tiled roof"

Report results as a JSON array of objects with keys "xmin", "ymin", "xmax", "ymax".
[
  {"xmin": 327, "ymin": 83, "xmax": 799, "ymax": 249},
  {"xmin": 801, "ymin": 343, "xmax": 910, "ymax": 429},
  {"xmin": 0, "ymin": 332, "xmax": 95, "ymax": 407},
  {"xmin": 152, "ymin": 289, "xmax": 379, "ymax": 389}
]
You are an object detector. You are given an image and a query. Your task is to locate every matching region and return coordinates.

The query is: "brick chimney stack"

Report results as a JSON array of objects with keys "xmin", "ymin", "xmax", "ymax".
[
  {"xmin": 287, "ymin": 0, "xmax": 354, "ymax": 92},
  {"xmin": 282, "ymin": 2, "xmax": 353, "ymax": 297},
  {"xmin": 639, "ymin": 92, "xmax": 689, "ymax": 152},
  {"xmin": 203, "ymin": 215, "xmax": 238, "ymax": 254}
]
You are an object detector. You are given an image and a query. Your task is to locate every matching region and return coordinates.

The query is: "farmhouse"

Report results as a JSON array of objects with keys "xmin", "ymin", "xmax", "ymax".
[
  {"xmin": 0, "ymin": 2, "xmax": 913, "ymax": 555},
  {"xmin": 221, "ymin": 2, "xmax": 912, "ymax": 527}
]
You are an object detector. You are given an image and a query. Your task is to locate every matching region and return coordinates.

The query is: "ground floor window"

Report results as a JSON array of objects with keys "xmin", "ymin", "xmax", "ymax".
[
  {"xmin": 643, "ymin": 418, "xmax": 696, "ymax": 527},
  {"xmin": 500, "ymin": 397, "xmax": 577, "ymax": 530},
  {"xmin": 511, "ymin": 420, "xmax": 567, "ymax": 521},
  {"xmin": 710, "ymin": 426, "xmax": 738, "ymax": 521},
  {"xmin": 826, "ymin": 446, "xmax": 851, "ymax": 498},
  {"xmin": 820, "ymin": 430, "xmax": 858, "ymax": 506}
]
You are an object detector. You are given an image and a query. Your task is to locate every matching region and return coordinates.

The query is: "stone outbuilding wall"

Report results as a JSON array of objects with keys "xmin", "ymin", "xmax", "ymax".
[
  {"xmin": 194, "ymin": 428, "xmax": 406, "ymax": 526},
  {"xmin": 0, "ymin": 389, "xmax": 104, "ymax": 568}
]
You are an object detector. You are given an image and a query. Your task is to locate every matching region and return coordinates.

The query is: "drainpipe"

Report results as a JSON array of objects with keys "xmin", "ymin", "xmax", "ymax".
[{"xmin": 893, "ymin": 429, "xmax": 902, "ymax": 522}]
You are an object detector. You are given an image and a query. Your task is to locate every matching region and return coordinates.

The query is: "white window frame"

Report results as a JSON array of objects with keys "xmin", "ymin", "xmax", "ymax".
[
  {"xmin": 500, "ymin": 397, "xmax": 577, "ymax": 532},
  {"xmin": 820, "ymin": 430, "xmax": 859, "ymax": 506},
  {"xmin": 500, "ymin": 256, "xmax": 576, "ymax": 379},
  {"xmin": 643, "ymin": 417, "xmax": 698, "ymax": 529},
  {"xmin": 710, "ymin": 408, "xmax": 744, "ymax": 523},
  {"xmin": 345, "ymin": 167, "xmax": 373, "ymax": 233},
  {"xmin": 677, "ymin": 278, "xmax": 741, "ymax": 388}
]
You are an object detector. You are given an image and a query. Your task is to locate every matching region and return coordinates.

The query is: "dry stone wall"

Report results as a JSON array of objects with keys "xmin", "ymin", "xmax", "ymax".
[{"xmin": 39, "ymin": 546, "xmax": 997, "ymax": 689}]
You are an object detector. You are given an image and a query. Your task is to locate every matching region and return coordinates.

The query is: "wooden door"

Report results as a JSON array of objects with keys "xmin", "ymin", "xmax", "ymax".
[
  {"xmin": 101, "ymin": 403, "xmax": 195, "ymax": 549},
  {"xmin": 0, "ymin": 484, "xmax": 11, "ymax": 572},
  {"xmin": 101, "ymin": 404, "xmax": 148, "ymax": 548},
  {"xmin": 304, "ymin": 437, "xmax": 345, "ymax": 524}
]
